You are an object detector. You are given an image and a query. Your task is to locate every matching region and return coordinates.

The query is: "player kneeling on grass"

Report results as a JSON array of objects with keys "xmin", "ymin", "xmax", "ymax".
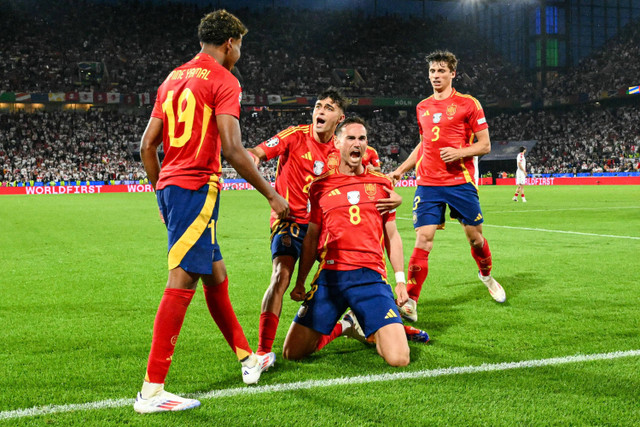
[{"xmin": 282, "ymin": 117, "xmax": 411, "ymax": 367}]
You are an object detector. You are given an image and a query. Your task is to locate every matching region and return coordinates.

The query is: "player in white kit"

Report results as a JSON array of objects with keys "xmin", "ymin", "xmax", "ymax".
[{"xmin": 513, "ymin": 146, "xmax": 527, "ymax": 202}]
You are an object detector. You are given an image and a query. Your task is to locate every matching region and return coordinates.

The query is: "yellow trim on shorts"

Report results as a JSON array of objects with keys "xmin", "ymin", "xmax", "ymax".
[{"xmin": 167, "ymin": 184, "xmax": 219, "ymax": 270}]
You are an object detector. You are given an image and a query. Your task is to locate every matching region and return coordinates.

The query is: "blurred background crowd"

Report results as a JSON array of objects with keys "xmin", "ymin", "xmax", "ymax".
[{"xmin": 1, "ymin": 1, "xmax": 639, "ymax": 185}]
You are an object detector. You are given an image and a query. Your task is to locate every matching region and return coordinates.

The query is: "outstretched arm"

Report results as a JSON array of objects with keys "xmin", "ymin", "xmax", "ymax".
[
  {"xmin": 384, "ymin": 219, "xmax": 408, "ymax": 306},
  {"xmin": 439, "ymin": 128, "xmax": 491, "ymax": 163},
  {"xmin": 218, "ymin": 114, "xmax": 289, "ymax": 219},
  {"xmin": 388, "ymin": 141, "xmax": 421, "ymax": 184},
  {"xmin": 290, "ymin": 222, "xmax": 320, "ymax": 301}
]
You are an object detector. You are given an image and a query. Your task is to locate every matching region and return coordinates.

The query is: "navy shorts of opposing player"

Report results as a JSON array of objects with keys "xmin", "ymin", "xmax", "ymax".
[
  {"xmin": 294, "ymin": 267, "xmax": 402, "ymax": 337},
  {"xmin": 412, "ymin": 182, "xmax": 484, "ymax": 228},
  {"xmin": 156, "ymin": 183, "xmax": 222, "ymax": 275},
  {"xmin": 270, "ymin": 220, "xmax": 308, "ymax": 260}
]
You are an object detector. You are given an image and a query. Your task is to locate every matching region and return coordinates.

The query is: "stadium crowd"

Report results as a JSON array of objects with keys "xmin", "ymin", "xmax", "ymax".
[
  {"xmin": 1, "ymin": 1, "xmax": 533, "ymax": 101},
  {"xmin": 0, "ymin": 110, "xmax": 146, "ymax": 184},
  {"xmin": 2, "ymin": 102, "xmax": 639, "ymax": 186},
  {"xmin": 2, "ymin": 2, "xmax": 639, "ymax": 186}
]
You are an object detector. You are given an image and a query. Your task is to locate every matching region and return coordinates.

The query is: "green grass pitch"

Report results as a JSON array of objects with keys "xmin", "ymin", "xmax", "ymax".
[{"xmin": 1, "ymin": 185, "xmax": 639, "ymax": 425}]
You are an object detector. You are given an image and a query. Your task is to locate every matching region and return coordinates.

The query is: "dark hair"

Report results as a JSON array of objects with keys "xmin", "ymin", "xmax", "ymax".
[
  {"xmin": 198, "ymin": 9, "xmax": 248, "ymax": 46},
  {"xmin": 426, "ymin": 50, "xmax": 458, "ymax": 72},
  {"xmin": 316, "ymin": 87, "xmax": 349, "ymax": 113},
  {"xmin": 335, "ymin": 116, "xmax": 367, "ymax": 136},
  {"xmin": 520, "ymin": 146, "xmax": 527, "ymax": 152}
]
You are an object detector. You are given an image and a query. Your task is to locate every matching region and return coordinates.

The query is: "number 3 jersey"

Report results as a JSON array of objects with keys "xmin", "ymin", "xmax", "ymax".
[
  {"xmin": 308, "ymin": 169, "xmax": 396, "ymax": 277},
  {"xmin": 416, "ymin": 89, "xmax": 488, "ymax": 187},
  {"xmin": 151, "ymin": 53, "xmax": 242, "ymax": 191},
  {"xmin": 257, "ymin": 124, "xmax": 340, "ymax": 226}
]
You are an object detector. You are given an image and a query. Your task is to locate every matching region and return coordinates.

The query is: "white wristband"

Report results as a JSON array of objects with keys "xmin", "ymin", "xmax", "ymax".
[{"xmin": 395, "ymin": 271, "xmax": 406, "ymax": 284}]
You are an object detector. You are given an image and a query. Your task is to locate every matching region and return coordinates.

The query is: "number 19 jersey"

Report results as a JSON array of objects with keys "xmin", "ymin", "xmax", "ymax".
[{"xmin": 151, "ymin": 53, "xmax": 242, "ymax": 191}]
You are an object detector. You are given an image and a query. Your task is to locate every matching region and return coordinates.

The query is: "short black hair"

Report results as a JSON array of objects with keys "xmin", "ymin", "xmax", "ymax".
[
  {"xmin": 520, "ymin": 146, "xmax": 527, "ymax": 152},
  {"xmin": 335, "ymin": 116, "xmax": 367, "ymax": 136},
  {"xmin": 316, "ymin": 87, "xmax": 349, "ymax": 113},
  {"xmin": 426, "ymin": 50, "xmax": 458, "ymax": 72},
  {"xmin": 198, "ymin": 9, "xmax": 248, "ymax": 46}
]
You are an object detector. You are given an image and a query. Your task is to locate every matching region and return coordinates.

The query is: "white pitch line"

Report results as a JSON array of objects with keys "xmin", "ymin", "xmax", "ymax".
[
  {"xmin": 2, "ymin": 349, "xmax": 640, "ymax": 420},
  {"xmin": 396, "ymin": 217, "xmax": 640, "ymax": 240},
  {"xmin": 493, "ymin": 206, "xmax": 640, "ymax": 214},
  {"xmin": 482, "ymin": 223, "xmax": 640, "ymax": 240}
]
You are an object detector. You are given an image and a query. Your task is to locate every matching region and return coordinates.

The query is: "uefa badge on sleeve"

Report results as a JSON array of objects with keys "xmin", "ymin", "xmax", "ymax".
[{"xmin": 265, "ymin": 137, "xmax": 280, "ymax": 148}]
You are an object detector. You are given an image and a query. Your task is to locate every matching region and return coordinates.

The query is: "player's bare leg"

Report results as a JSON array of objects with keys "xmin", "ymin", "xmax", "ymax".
[
  {"xmin": 282, "ymin": 322, "xmax": 323, "ymax": 360},
  {"xmin": 257, "ymin": 255, "xmax": 296, "ymax": 354},
  {"xmin": 373, "ymin": 323, "xmax": 410, "ymax": 367},
  {"xmin": 462, "ymin": 223, "xmax": 506, "ymax": 303}
]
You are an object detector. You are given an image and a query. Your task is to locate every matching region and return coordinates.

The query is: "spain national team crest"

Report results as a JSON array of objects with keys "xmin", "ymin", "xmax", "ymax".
[
  {"xmin": 313, "ymin": 160, "xmax": 325, "ymax": 176},
  {"xmin": 282, "ymin": 235, "xmax": 292, "ymax": 248},
  {"xmin": 347, "ymin": 191, "xmax": 360, "ymax": 205},
  {"xmin": 327, "ymin": 153, "xmax": 339, "ymax": 169},
  {"xmin": 265, "ymin": 136, "xmax": 279, "ymax": 148},
  {"xmin": 433, "ymin": 113, "xmax": 442, "ymax": 123},
  {"xmin": 446, "ymin": 104, "xmax": 457, "ymax": 118},
  {"xmin": 364, "ymin": 183, "xmax": 377, "ymax": 200}
]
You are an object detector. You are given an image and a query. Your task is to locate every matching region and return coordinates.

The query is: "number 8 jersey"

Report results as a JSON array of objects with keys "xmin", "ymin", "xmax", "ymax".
[
  {"xmin": 308, "ymin": 169, "xmax": 396, "ymax": 277},
  {"xmin": 416, "ymin": 89, "xmax": 488, "ymax": 187},
  {"xmin": 151, "ymin": 53, "xmax": 242, "ymax": 191}
]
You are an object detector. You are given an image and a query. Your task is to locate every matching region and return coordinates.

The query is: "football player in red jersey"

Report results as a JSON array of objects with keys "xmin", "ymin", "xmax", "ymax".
[
  {"xmin": 136, "ymin": 10, "xmax": 288, "ymax": 413},
  {"xmin": 389, "ymin": 50, "xmax": 505, "ymax": 325},
  {"xmin": 362, "ymin": 145, "xmax": 382, "ymax": 172},
  {"xmin": 247, "ymin": 89, "xmax": 348, "ymax": 358},
  {"xmin": 282, "ymin": 117, "xmax": 410, "ymax": 367}
]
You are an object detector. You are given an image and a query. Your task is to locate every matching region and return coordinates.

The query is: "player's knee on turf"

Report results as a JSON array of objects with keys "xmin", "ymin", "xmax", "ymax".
[
  {"xmin": 375, "ymin": 324, "xmax": 410, "ymax": 367},
  {"xmin": 282, "ymin": 322, "xmax": 320, "ymax": 360}
]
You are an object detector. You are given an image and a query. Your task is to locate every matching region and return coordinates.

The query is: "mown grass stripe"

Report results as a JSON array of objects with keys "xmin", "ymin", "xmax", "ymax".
[{"xmin": 3, "ymin": 349, "xmax": 639, "ymax": 420}]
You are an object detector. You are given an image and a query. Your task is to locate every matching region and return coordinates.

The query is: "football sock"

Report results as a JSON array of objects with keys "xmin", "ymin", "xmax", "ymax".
[
  {"xmin": 521, "ymin": 193, "xmax": 525, "ymax": 199},
  {"xmin": 203, "ymin": 277, "xmax": 252, "ymax": 361},
  {"xmin": 471, "ymin": 237, "xmax": 493, "ymax": 277},
  {"xmin": 145, "ymin": 287, "xmax": 194, "ymax": 384},
  {"xmin": 514, "ymin": 192, "xmax": 518, "ymax": 197},
  {"xmin": 140, "ymin": 381, "xmax": 164, "ymax": 399},
  {"xmin": 257, "ymin": 311, "xmax": 279, "ymax": 355},
  {"xmin": 316, "ymin": 322, "xmax": 344, "ymax": 351},
  {"xmin": 240, "ymin": 353, "xmax": 258, "ymax": 368},
  {"xmin": 407, "ymin": 247, "xmax": 430, "ymax": 301}
]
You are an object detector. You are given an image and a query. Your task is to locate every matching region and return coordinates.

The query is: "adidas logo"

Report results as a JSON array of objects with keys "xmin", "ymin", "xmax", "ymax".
[
  {"xmin": 301, "ymin": 152, "xmax": 312, "ymax": 160},
  {"xmin": 384, "ymin": 309, "xmax": 397, "ymax": 319},
  {"xmin": 474, "ymin": 213, "xmax": 483, "ymax": 221},
  {"xmin": 328, "ymin": 189, "xmax": 341, "ymax": 196}
]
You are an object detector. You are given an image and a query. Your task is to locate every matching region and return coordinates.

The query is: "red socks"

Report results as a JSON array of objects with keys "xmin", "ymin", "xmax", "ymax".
[
  {"xmin": 407, "ymin": 247, "xmax": 430, "ymax": 301},
  {"xmin": 257, "ymin": 312, "xmax": 280, "ymax": 355},
  {"xmin": 316, "ymin": 323, "xmax": 344, "ymax": 351},
  {"xmin": 203, "ymin": 277, "xmax": 252, "ymax": 361},
  {"xmin": 145, "ymin": 288, "xmax": 194, "ymax": 384},
  {"xmin": 471, "ymin": 238, "xmax": 493, "ymax": 277}
]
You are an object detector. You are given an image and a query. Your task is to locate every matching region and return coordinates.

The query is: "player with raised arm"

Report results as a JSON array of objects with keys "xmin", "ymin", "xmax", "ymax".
[
  {"xmin": 282, "ymin": 117, "xmax": 411, "ymax": 366},
  {"xmin": 389, "ymin": 50, "xmax": 506, "ymax": 324},
  {"xmin": 513, "ymin": 146, "xmax": 527, "ymax": 202},
  {"xmin": 135, "ymin": 10, "xmax": 288, "ymax": 414}
]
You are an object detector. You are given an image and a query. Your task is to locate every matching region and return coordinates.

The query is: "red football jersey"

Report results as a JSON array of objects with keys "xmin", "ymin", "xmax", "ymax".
[
  {"xmin": 257, "ymin": 124, "xmax": 340, "ymax": 225},
  {"xmin": 415, "ymin": 89, "xmax": 488, "ymax": 186},
  {"xmin": 362, "ymin": 146, "xmax": 380, "ymax": 169},
  {"xmin": 151, "ymin": 53, "xmax": 242, "ymax": 191},
  {"xmin": 308, "ymin": 169, "xmax": 396, "ymax": 276}
]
